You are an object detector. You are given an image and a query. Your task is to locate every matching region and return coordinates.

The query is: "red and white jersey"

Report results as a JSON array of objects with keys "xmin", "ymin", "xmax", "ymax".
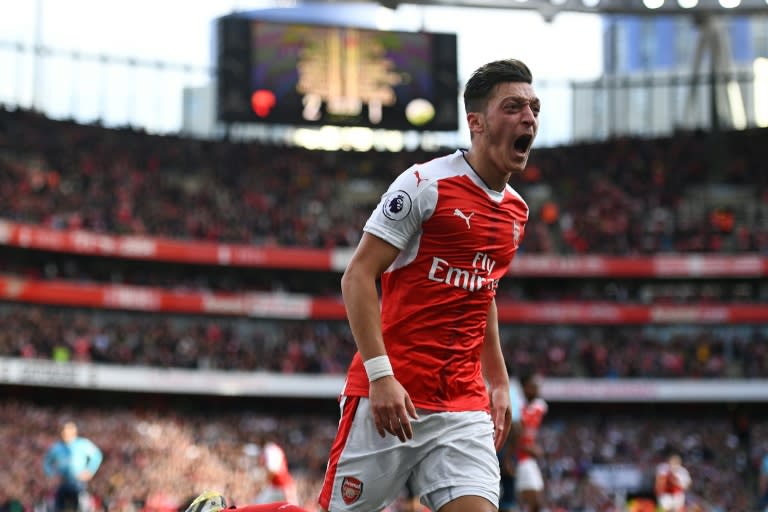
[
  {"xmin": 655, "ymin": 463, "xmax": 691, "ymax": 494},
  {"xmin": 518, "ymin": 397, "xmax": 547, "ymax": 461},
  {"xmin": 260, "ymin": 442, "xmax": 294, "ymax": 487},
  {"xmin": 342, "ymin": 150, "xmax": 529, "ymax": 412}
]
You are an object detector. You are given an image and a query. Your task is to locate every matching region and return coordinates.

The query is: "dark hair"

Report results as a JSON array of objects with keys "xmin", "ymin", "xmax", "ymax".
[
  {"xmin": 663, "ymin": 446, "xmax": 681, "ymax": 459},
  {"xmin": 463, "ymin": 59, "xmax": 533, "ymax": 114},
  {"xmin": 518, "ymin": 365, "xmax": 537, "ymax": 387}
]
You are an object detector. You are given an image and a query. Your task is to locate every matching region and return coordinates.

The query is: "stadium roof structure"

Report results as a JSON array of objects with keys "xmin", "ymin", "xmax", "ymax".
[{"xmin": 308, "ymin": 0, "xmax": 768, "ymax": 17}]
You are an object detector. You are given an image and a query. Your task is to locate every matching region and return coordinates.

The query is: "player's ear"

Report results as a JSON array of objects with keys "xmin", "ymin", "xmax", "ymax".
[{"xmin": 466, "ymin": 111, "xmax": 484, "ymax": 135}]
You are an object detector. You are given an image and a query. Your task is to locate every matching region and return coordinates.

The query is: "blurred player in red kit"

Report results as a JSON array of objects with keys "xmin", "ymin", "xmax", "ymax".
[
  {"xmin": 512, "ymin": 370, "xmax": 547, "ymax": 512},
  {"xmin": 654, "ymin": 451, "xmax": 691, "ymax": 512},
  {"xmin": 184, "ymin": 57, "xmax": 540, "ymax": 512},
  {"xmin": 253, "ymin": 435, "xmax": 298, "ymax": 506}
]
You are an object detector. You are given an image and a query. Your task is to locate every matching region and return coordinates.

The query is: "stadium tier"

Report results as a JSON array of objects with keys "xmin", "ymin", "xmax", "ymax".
[
  {"xmin": 2, "ymin": 107, "xmax": 768, "ymax": 511},
  {"xmin": 1, "ymin": 108, "xmax": 766, "ymax": 254}
]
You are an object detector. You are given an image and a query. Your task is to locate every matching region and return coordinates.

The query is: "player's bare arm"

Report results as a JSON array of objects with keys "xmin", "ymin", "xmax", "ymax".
[
  {"xmin": 341, "ymin": 232, "xmax": 418, "ymax": 442},
  {"xmin": 480, "ymin": 298, "xmax": 512, "ymax": 451}
]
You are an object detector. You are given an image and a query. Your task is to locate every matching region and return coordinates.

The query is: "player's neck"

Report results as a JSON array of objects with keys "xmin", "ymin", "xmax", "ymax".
[{"xmin": 462, "ymin": 149, "xmax": 509, "ymax": 193}]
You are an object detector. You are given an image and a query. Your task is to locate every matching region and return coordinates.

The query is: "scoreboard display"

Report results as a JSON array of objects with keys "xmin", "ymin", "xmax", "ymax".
[{"xmin": 216, "ymin": 16, "xmax": 459, "ymax": 131}]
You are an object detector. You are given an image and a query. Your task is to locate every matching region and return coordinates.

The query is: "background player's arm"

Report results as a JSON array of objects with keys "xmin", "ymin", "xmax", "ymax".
[
  {"xmin": 760, "ymin": 458, "xmax": 768, "ymax": 497},
  {"xmin": 42, "ymin": 444, "xmax": 59, "ymax": 479},
  {"xmin": 500, "ymin": 421, "xmax": 521, "ymax": 476},
  {"xmin": 522, "ymin": 440, "xmax": 543, "ymax": 459},
  {"xmin": 341, "ymin": 232, "xmax": 418, "ymax": 442},
  {"xmin": 43, "ymin": 446, "xmax": 55, "ymax": 476},
  {"xmin": 654, "ymin": 468, "xmax": 667, "ymax": 496},
  {"xmin": 481, "ymin": 298, "xmax": 512, "ymax": 451},
  {"xmin": 80, "ymin": 438, "xmax": 103, "ymax": 481}
]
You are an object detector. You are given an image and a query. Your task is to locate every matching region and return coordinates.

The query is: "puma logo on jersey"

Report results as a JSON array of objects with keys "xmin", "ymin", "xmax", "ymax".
[
  {"xmin": 414, "ymin": 169, "xmax": 427, "ymax": 187},
  {"xmin": 453, "ymin": 208, "xmax": 474, "ymax": 229}
]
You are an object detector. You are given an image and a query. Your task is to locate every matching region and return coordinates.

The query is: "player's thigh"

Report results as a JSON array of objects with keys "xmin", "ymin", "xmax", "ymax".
[
  {"xmin": 412, "ymin": 411, "xmax": 500, "ymax": 511},
  {"xmin": 436, "ymin": 494, "xmax": 497, "ymax": 512},
  {"xmin": 319, "ymin": 397, "xmax": 415, "ymax": 511}
]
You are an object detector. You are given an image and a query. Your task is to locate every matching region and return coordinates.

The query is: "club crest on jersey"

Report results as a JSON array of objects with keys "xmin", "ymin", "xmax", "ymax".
[
  {"xmin": 382, "ymin": 190, "xmax": 412, "ymax": 221},
  {"xmin": 341, "ymin": 476, "xmax": 363, "ymax": 504}
]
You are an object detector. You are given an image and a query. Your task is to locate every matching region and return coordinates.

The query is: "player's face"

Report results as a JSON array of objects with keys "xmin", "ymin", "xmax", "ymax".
[
  {"xmin": 61, "ymin": 422, "xmax": 77, "ymax": 442},
  {"xmin": 524, "ymin": 375, "xmax": 541, "ymax": 399},
  {"xmin": 476, "ymin": 82, "xmax": 539, "ymax": 177}
]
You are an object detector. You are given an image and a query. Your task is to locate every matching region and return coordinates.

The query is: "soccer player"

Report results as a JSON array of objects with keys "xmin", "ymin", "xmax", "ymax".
[
  {"xmin": 317, "ymin": 57, "xmax": 537, "ymax": 512},
  {"xmin": 43, "ymin": 421, "xmax": 103, "ymax": 512},
  {"xmin": 497, "ymin": 379, "xmax": 524, "ymax": 512},
  {"xmin": 654, "ymin": 451, "xmax": 691, "ymax": 512},
  {"xmin": 185, "ymin": 57, "xmax": 539, "ymax": 512},
  {"xmin": 513, "ymin": 371, "xmax": 547, "ymax": 512},
  {"xmin": 253, "ymin": 435, "xmax": 299, "ymax": 506}
]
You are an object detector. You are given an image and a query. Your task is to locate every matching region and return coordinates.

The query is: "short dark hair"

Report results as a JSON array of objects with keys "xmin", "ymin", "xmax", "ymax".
[
  {"xmin": 518, "ymin": 365, "xmax": 537, "ymax": 387},
  {"xmin": 463, "ymin": 59, "xmax": 533, "ymax": 114}
]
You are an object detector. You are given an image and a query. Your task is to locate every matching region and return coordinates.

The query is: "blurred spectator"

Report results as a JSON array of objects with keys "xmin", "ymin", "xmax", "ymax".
[{"xmin": 43, "ymin": 421, "xmax": 103, "ymax": 512}]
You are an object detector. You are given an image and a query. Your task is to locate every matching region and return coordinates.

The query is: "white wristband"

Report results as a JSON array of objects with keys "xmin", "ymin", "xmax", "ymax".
[{"xmin": 363, "ymin": 355, "xmax": 394, "ymax": 382}]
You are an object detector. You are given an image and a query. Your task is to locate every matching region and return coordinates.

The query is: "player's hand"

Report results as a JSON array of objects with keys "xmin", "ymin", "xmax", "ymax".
[
  {"xmin": 527, "ymin": 444, "xmax": 543, "ymax": 459},
  {"xmin": 489, "ymin": 384, "xmax": 512, "ymax": 451},
  {"xmin": 369, "ymin": 376, "xmax": 419, "ymax": 442}
]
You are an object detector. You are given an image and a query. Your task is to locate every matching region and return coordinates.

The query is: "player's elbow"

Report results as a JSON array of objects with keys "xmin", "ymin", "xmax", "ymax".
[{"xmin": 340, "ymin": 263, "xmax": 369, "ymax": 298}]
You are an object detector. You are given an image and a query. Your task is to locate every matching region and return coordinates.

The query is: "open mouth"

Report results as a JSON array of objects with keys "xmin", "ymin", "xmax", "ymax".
[{"xmin": 513, "ymin": 134, "xmax": 533, "ymax": 154}]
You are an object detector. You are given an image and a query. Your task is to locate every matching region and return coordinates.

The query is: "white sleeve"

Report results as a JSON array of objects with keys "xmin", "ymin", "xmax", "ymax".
[
  {"xmin": 363, "ymin": 166, "xmax": 437, "ymax": 250},
  {"xmin": 263, "ymin": 444, "xmax": 284, "ymax": 473}
]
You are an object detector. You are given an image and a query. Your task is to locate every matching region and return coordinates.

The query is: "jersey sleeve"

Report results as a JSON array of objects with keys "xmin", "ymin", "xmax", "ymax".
[
  {"xmin": 42, "ymin": 444, "xmax": 59, "ymax": 476},
  {"xmin": 363, "ymin": 166, "xmax": 437, "ymax": 250},
  {"xmin": 679, "ymin": 467, "xmax": 691, "ymax": 489},
  {"xmin": 532, "ymin": 397, "xmax": 548, "ymax": 415},
  {"xmin": 263, "ymin": 443, "xmax": 284, "ymax": 473}
]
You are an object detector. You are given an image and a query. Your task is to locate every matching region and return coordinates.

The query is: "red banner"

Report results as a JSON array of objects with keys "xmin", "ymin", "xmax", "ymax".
[
  {"xmin": 1, "ymin": 220, "xmax": 767, "ymax": 277},
  {"xmin": 0, "ymin": 220, "xmax": 333, "ymax": 270},
  {"xmin": 2, "ymin": 275, "xmax": 767, "ymax": 324}
]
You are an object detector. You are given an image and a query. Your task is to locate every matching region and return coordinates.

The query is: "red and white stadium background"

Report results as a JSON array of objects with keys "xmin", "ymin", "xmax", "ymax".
[{"xmin": 1, "ymin": 219, "xmax": 767, "ymax": 401}]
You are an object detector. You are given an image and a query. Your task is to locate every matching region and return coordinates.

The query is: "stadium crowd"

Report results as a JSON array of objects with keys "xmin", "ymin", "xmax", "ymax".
[
  {"xmin": 1, "ymin": 399, "xmax": 767, "ymax": 512},
  {"xmin": 1, "ymin": 305, "xmax": 767, "ymax": 379},
  {"xmin": 2, "ymin": 107, "xmax": 768, "ymax": 512},
  {"xmin": 1, "ymin": 107, "xmax": 766, "ymax": 255}
]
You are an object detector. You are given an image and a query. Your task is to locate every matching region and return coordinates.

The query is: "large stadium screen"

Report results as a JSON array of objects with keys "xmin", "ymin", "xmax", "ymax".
[{"xmin": 216, "ymin": 16, "xmax": 459, "ymax": 131}]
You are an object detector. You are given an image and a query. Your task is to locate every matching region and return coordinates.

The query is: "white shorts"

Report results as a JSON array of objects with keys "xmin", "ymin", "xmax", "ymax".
[
  {"xmin": 515, "ymin": 458, "xmax": 544, "ymax": 492},
  {"xmin": 658, "ymin": 492, "xmax": 686, "ymax": 512},
  {"xmin": 318, "ymin": 396, "xmax": 500, "ymax": 511}
]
